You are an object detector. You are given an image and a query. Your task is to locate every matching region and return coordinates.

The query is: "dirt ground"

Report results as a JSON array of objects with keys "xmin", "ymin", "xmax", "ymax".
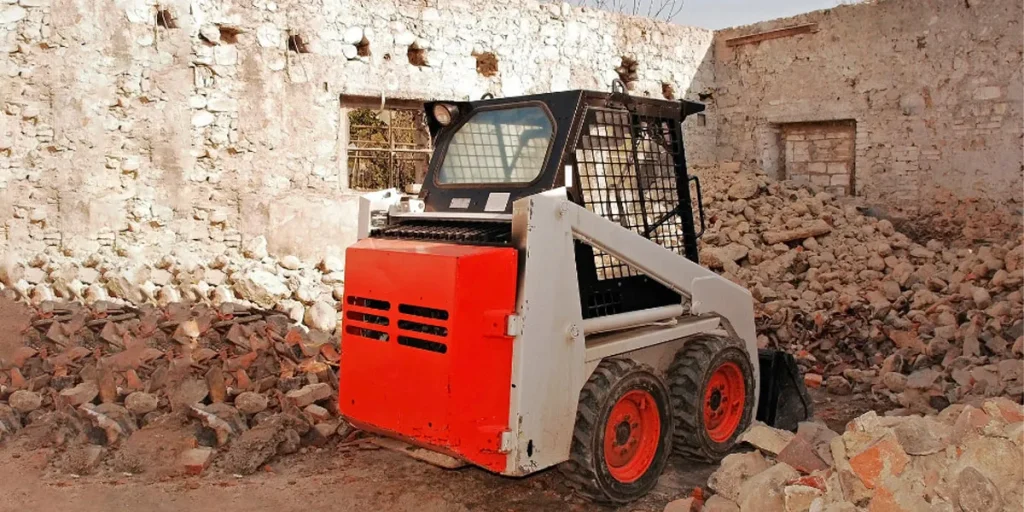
[{"xmin": 0, "ymin": 390, "xmax": 877, "ymax": 512}]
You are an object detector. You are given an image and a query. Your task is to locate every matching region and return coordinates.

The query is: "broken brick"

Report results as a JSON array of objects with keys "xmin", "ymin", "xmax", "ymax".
[
  {"xmin": 848, "ymin": 433, "xmax": 909, "ymax": 489},
  {"xmin": 303, "ymin": 404, "xmax": 331, "ymax": 423},
  {"xmin": 180, "ymin": 447, "xmax": 215, "ymax": 475},
  {"xmin": 305, "ymin": 421, "xmax": 338, "ymax": 447},
  {"xmin": 7, "ymin": 346, "xmax": 38, "ymax": 368},
  {"xmin": 60, "ymin": 381, "xmax": 99, "ymax": 406},
  {"xmin": 982, "ymin": 397, "xmax": 1024, "ymax": 423},
  {"xmin": 776, "ymin": 431, "xmax": 830, "ymax": 474},
  {"xmin": 285, "ymin": 383, "xmax": 332, "ymax": 408},
  {"xmin": 206, "ymin": 365, "xmax": 227, "ymax": 403}
]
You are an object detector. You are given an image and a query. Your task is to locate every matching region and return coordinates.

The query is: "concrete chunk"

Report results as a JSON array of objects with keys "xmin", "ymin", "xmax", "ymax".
[{"xmin": 740, "ymin": 423, "xmax": 795, "ymax": 455}]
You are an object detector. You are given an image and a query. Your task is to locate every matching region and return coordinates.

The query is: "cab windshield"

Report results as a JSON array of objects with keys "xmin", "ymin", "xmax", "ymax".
[{"xmin": 436, "ymin": 106, "xmax": 554, "ymax": 185}]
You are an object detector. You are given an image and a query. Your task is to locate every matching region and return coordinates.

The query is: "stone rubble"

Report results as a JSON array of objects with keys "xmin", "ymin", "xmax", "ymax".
[
  {"xmin": 696, "ymin": 165, "xmax": 1023, "ymax": 412},
  {"xmin": 0, "ymin": 243, "xmax": 343, "ymax": 333},
  {"xmin": 0, "ymin": 296, "xmax": 348, "ymax": 476},
  {"xmin": 680, "ymin": 398, "xmax": 1024, "ymax": 512}
]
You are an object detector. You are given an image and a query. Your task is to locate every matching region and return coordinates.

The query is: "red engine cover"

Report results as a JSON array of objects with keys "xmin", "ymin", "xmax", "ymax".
[{"xmin": 339, "ymin": 238, "xmax": 518, "ymax": 472}]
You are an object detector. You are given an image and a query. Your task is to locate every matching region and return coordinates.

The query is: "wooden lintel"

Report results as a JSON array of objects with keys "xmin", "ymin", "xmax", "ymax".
[
  {"xmin": 340, "ymin": 94, "xmax": 425, "ymax": 110},
  {"xmin": 725, "ymin": 23, "xmax": 819, "ymax": 47}
]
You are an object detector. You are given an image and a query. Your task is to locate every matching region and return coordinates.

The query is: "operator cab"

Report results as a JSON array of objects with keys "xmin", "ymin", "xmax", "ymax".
[{"xmin": 371, "ymin": 86, "xmax": 707, "ymax": 319}]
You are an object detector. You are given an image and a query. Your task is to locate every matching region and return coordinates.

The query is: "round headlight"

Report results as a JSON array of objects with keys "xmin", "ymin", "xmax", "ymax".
[{"xmin": 432, "ymin": 103, "xmax": 458, "ymax": 126}]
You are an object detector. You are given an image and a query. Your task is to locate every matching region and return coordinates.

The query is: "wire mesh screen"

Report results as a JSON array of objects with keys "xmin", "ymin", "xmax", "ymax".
[
  {"xmin": 437, "ymin": 106, "xmax": 553, "ymax": 185},
  {"xmin": 348, "ymin": 108, "xmax": 432, "ymax": 190},
  {"xmin": 575, "ymin": 107, "xmax": 687, "ymax": 280}
]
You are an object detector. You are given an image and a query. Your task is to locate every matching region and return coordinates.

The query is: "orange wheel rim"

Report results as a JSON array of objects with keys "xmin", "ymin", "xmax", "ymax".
[
  {"xmin": 703, "ymin": 362, "xmax": 746, "ymax": 443},
  {"xmin": 603, "ymin": 390, "xmax": 661, "ymax": 484}
]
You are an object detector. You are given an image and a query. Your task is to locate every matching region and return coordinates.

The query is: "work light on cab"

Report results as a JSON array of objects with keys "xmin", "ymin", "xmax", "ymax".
[{"xmin": 432, "ymin": 103, "xmax": 458, "ymax": 126}]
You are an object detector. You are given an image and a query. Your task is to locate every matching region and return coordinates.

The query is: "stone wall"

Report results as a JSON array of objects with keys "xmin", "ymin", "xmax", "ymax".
[
  {"xmin": 711, "ymin": 0, "xmax": 1023, "ymax": 240},
  {"xmin": 2, "ymin": 0, "xmax": 1021, "ymax": 272},
  {"xmin": 0, "ymin": 0, "xmax": 715, "ymax": 263}
]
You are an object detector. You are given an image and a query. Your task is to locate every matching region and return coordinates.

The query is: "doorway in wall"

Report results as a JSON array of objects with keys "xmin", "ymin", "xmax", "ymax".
[{"xmin": 780, "ymin": 120, "xmax": 856, "ymax": 196}]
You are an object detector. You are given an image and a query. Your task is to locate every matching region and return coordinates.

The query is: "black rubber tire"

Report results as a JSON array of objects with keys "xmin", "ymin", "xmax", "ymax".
[
  {"xmin": 668, "ymin": 334, "xmax": 755, "ymax": 462},
  {"xmin": 558, "ymin": 358, "xmax": 673, "ymax": 504}
]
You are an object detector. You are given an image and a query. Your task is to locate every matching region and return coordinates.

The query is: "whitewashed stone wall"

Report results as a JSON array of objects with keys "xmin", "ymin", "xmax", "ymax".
[{"xmin": 0, "ymin": 0, "xmax": 715, "ymax": 264}]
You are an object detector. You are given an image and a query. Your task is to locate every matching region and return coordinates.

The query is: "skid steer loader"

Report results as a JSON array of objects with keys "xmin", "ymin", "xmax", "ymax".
[{"xmin": 338, "ymin": 83, "xmax": 812, "ymax": 503}]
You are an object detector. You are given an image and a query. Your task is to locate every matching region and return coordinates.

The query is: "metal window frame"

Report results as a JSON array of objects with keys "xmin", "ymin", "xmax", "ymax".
[
  {"xmin": 346, "ymin": 104, "xmax": 433, "ymax": 191},
  {"xmin": 430, "ymin": 101, "xmax": 558, "ymax": 190}
]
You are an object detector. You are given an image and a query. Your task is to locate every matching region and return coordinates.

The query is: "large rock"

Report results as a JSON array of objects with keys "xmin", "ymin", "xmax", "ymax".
[
  {"xmin": 305, "ymin": 301, "xmax": 338, "ymax": 332},
  {"xmin": 233, "ymin": 269, "xmax": 289, "ymax": 308},
  {"xmin": 955, "ymin": 466, "xmax": 1001, "ymax": 512},
  {"xmin": 892, "ymin": 416, "xmax": 949, "ymax": 455},
  {"xmin": 125, "ymin": 392, "xmax": 159, "ymax": 415},
  {"xmin": 740, "ymin": 424, "xmax": 795, "ymax": 455},
  {"xmin": 704, "ymin": 243, "xmax": 750, "ymax": 270},
  {"xmin": 279, "ymin": 255, "xmax": 302, "ymax": 271},
  {"xmin": 235, "ymin": 392, "xmax": 269, "ymax": 415},
  {"xmin": 762, "ymin": 220, "xmax": 832, "ymax": 245},
  {"xmin": 709, "ymin": 451, "xmax": 773, "ymax": 502},
  {"xmin": 106, "ymin": 266, "xmax": 150, "ymax": 303},
  {"xmin": 0, "ymin": 256, "xmax": 25, "ymax": 288},
  {"xmin": 727, "ymin": 178, "xmax": 759, "ymax": 200},
  {"xmin": 320, "ymin": 256, "xmax": 344, "ymax": 273},
  {"xmin": 9, "ymin": 390, "xmax": 42, "ymax": 413},
  {"xmin": 736, "ymin": 462, "xmax": 799, "ymax": 512},
  {"xmin": 242, "ymin": 236, "xmax": 269, "ymax": 260}
]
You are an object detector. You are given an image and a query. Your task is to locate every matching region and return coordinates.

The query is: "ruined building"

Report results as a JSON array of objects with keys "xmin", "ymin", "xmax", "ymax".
[{"xmin": 0, "ymin": 0, "xmax": 1020, "ymax": 265}]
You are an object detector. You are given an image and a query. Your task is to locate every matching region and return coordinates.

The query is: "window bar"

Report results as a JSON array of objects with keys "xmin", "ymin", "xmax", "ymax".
[{"xmin": 628, "ymin": 112, "xmax": 652, "ymax": 236}]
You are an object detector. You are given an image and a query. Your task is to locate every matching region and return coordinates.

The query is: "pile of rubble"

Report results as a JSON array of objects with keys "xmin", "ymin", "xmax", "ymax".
[
  {"xmin": 0, "ymin": 236, "xmax": 344, "ymax": 333},
  {"xmin": 0, "ymin": 298, "xmax": 349, "ymax": 476},
  {"xmin": 695, "ymin": 166, "xmax": 1023, "ymax": 412},
  {"xmin": 665, "ymin": 397, "xmax": 1023, "ymax": 512}
]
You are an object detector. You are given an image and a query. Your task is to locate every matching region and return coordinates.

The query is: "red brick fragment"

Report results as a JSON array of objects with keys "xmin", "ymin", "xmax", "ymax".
[
  {"xmin": 848, "ymin": 434, "xmax": 909, "ymax": 489},
  {"xmin": 180, "ymin": 447, "xmax": 214, "ymax": 475}
]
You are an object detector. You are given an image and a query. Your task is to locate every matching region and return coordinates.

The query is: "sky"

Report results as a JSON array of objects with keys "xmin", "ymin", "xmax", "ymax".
[{"xmin": 575, "ymin": 0, "xmax": 855, "ymax": 30}]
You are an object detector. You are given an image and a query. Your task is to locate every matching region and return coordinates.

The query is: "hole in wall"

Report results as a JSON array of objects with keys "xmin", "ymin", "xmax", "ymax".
[
  {"xmin": 616, "ymin": 56, "xmax": 638, "ymax": 90},
  {"xmin": 218, "ymin": 25, "xmax": 244, "ymax": 44},
  {"xmin": 473, "ymin": 51, "xmax": 498, "ymax": 77},
  {"xmin": 661, "ymin": 82, "xmax": 675, "ymax": 100},
  {"xmin": 696, "ymin": 113, "xmax": 707, "ymax": 127},
  {"xmin": 356, "ymin": 36, "xmax": 371, "ymax": 57},
  {"xmin": 156, "ymin": 8, "xmax": 177, "ymax": 29},
  {"xmin": 288, "ymin": 33, "xmax": 310, "ymax": 53},
  {"xmin": 407, "ymin": 44, "xmax": 428, "ymax": 67}
]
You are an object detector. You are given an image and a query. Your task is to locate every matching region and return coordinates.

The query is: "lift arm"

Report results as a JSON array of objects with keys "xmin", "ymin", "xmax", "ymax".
[
  {"xmin": 562, "ymin": 190, "xmax": 758, "ymax": 352},
  {"xmin": 503, "ymin": 188, "xmax": 760, "ymax": 476}
]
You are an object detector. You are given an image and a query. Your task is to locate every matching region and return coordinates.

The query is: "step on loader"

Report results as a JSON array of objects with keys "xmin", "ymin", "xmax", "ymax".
[{"xmin": 339, "ymin": 82, "xmax": 813, "ymax": 503}]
